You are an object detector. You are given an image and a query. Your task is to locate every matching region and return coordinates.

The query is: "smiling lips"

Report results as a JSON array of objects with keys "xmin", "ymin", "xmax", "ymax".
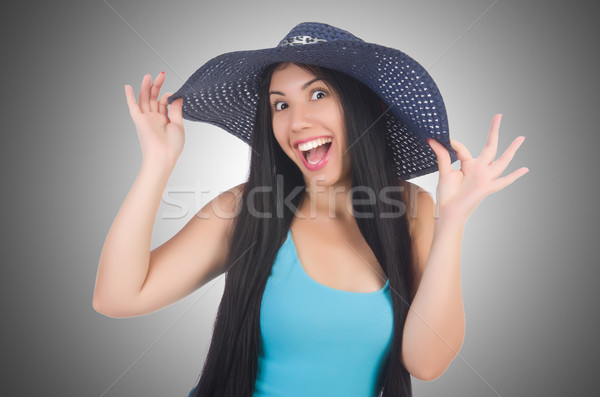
[{"xmin": 294, "ymin": 136, "xmax": 334, "ymax": 171}]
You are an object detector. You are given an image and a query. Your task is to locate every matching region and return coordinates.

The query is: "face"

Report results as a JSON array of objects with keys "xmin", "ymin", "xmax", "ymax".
[{"xmin": 269, "ymin": 63, "xmax": 351, "ymax": 188}]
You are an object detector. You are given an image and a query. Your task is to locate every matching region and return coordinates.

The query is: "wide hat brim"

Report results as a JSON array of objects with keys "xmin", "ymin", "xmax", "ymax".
[{"xmin": 168, "ymin": 22, "xmax": 457, "ymax": 179}]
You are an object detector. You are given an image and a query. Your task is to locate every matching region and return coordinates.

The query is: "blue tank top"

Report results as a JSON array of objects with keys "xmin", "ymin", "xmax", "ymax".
[{"xmin": 253, "ymin": 229, "xmax": 394, "ymax": 397}]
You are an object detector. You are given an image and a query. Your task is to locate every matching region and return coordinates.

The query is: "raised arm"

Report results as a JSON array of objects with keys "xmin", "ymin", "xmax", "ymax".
[
  {"xmin": 401, "ymin": 114, "xmax": 529, "ymax": 380},
  {"xmin": 92, "ymin": 72, "xmax": 242, "ymax": 318}
]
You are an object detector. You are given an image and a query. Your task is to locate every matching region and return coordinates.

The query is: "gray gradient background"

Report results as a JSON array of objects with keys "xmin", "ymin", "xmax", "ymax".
[{"xmin": 1, "ymin": 0, "xmax": 598, "ymax": 396}]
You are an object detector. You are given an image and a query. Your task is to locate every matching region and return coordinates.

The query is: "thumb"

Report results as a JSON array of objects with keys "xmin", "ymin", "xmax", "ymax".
[
  {"xmin": 158, "ymin": 92, "xmax": 172, "ymax": 117},
  {"xmin": 169, "ymin": 97, "xmax": 184, "ymax": 127},
  {"xmin": 428, "ymin": 138, "xmax": 452, "ymax": 177}
]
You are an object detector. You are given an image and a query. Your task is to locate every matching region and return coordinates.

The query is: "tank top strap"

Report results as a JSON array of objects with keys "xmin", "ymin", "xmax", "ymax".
[{"xmin": 266, "ymin": 229, "xmax": 297, "ymax": 282}]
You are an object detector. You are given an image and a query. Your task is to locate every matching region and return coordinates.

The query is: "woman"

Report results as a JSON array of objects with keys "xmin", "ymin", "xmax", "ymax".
[{"xmin": 93, "ymin": 23, "xmax": 528, "ymax": 396}]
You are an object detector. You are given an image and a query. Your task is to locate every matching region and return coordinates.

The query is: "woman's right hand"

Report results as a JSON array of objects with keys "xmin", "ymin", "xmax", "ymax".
[{"xmin": 124, "ymin": 72, "xmax": 184, "ymax": 170}]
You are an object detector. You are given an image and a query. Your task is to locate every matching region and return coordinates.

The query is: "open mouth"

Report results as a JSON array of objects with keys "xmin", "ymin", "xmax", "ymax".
[{"xmin": 298, "ymin": 137, "xmax": 333, "ymax": 166}]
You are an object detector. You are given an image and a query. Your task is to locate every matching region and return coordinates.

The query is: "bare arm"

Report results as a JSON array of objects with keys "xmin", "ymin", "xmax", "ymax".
[
  {"xmin": 93, "ymin": 72, "xmax": 242, "ymax": 318},
  {"xmin": 92, "ymin": 160, "xmax": 172, "ymax": 317},
  {"xmin": 401, "ymin": 115, "xmax": 528, "ymax": 380},
  {"xmin": 401, "ymin": 188, "xmax": 466, "ymax": 381},
  {"xmin": 93, "ymin": 178, "xmax": 243, "ymax": 318}
]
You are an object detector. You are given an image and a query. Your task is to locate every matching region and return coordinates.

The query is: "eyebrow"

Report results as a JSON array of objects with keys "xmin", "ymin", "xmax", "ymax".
[{"xmin": 268, "ymin": 77, "xmax": 323, "ymax": 96}]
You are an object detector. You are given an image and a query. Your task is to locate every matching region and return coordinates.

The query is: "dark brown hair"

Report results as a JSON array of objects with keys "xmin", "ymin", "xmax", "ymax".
[{"xmin": 190, "ymin": 63, "xmax": 414, "ymax": 396}]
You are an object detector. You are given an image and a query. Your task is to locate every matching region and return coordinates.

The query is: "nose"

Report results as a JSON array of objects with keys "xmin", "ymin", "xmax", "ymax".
[{"xmin": 289, "ymin": 102, "xmax": 313, "ymax": 133}]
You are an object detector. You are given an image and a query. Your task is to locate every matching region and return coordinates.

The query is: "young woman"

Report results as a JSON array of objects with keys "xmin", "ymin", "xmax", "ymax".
[{"xmin": 93, "ymin": 23, "xmax": 528, "ymax": 397}]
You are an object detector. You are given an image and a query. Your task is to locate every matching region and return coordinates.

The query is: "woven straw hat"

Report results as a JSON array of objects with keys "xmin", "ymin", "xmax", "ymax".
[{"xmin": 167, "ymin": 22, "xmax": 457, "ymax": 179}]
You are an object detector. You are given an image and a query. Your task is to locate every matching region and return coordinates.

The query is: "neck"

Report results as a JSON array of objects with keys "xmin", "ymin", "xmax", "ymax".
[{"xmin": 298, "ymin": 178, "xmax": 355, "ymax": 223}]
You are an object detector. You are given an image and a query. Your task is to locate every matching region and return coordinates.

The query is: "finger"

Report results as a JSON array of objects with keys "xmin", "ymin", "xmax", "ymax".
[
  {"xmin": 158, "ymin": 91, "xmax": 172, "ymax": 117},
  {"xmin": 149, "ymin": 71, "xmax": 165, "ymax": 113},
  {"xmin": 138, "ymin": 74, "xmax": 151, "ymax": 113},
  {"xmin": 124, "ymin": 85, "xmax": 140, "ymax": 118},
  {"xmin": 428, "ymin": 138, "xmax": 452, "ymax": 177},
  {"xmin": 169, "ymin": 97, "xmax": 184, "ymax": 127},
  {"xmin": 490, "ymin": 166, "xmax": 529, "ymax": 193},
  {"xmin": 490, "ymin": 136, "xmax": 526, "ymax": 177},
  {"xmin": 479, "ymin": 114, "xmax": 501, "ymax": 164},
  {"xmin": 450, "ymin": 139, "xmax": 473, "ymax": 162}
]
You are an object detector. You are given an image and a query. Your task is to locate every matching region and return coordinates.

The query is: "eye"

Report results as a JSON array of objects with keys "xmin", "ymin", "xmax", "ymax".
[
  {"xmin": 311, "ymin": 89, "xmax": 327, "ymax": 100},
  {"xmin": 273, "ymin": 101, "xmax": 288, "ymax": 111}
]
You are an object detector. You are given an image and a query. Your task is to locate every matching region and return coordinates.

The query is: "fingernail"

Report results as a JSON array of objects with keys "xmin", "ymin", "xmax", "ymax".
[{"xmin": 161, "ymin": 71, "xmax": 165, "ymax": 74}]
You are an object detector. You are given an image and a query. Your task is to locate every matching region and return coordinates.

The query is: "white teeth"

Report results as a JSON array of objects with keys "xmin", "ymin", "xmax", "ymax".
[{"xmin": 298, "ymin": 137, "xmax": 332, "ymax": 152}]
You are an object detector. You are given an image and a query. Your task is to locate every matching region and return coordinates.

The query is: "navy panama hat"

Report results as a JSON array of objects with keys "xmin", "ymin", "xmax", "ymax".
[{"xmin": 167, "ymin": 22, "xmax": 457, "ymax": 179}]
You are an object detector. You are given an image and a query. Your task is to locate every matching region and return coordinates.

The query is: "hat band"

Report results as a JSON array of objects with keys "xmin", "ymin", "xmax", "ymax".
[{"xmin": 278, "ymin": 35, "xmax": 327, "ymax": 47}]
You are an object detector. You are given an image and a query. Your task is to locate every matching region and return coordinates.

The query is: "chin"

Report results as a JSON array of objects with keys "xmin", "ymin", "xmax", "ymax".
[{"xmin": 303, "ymin": 171, "xmax": 349, "ymax": 188}]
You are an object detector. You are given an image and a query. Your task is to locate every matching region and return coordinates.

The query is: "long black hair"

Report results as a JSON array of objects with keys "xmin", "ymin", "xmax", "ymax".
[{"xmin": 191, "ymin": 63, "xmax": 415, "ymax": 396}]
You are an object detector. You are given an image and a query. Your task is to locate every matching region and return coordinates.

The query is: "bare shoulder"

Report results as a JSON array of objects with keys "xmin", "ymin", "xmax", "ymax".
[
  {"xmin": 398, "ymin": 179, "xmax": 435, "ymax": 298},
  {"xmin": 398, "ymin": 179, "xmax": 435, "ymax": 235}
]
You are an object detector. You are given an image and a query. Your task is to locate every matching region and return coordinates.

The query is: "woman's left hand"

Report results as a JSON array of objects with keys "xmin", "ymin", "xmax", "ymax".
[{"xmin": 427, "ymin": 114, "xmax": 529, "ymax": 224}]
